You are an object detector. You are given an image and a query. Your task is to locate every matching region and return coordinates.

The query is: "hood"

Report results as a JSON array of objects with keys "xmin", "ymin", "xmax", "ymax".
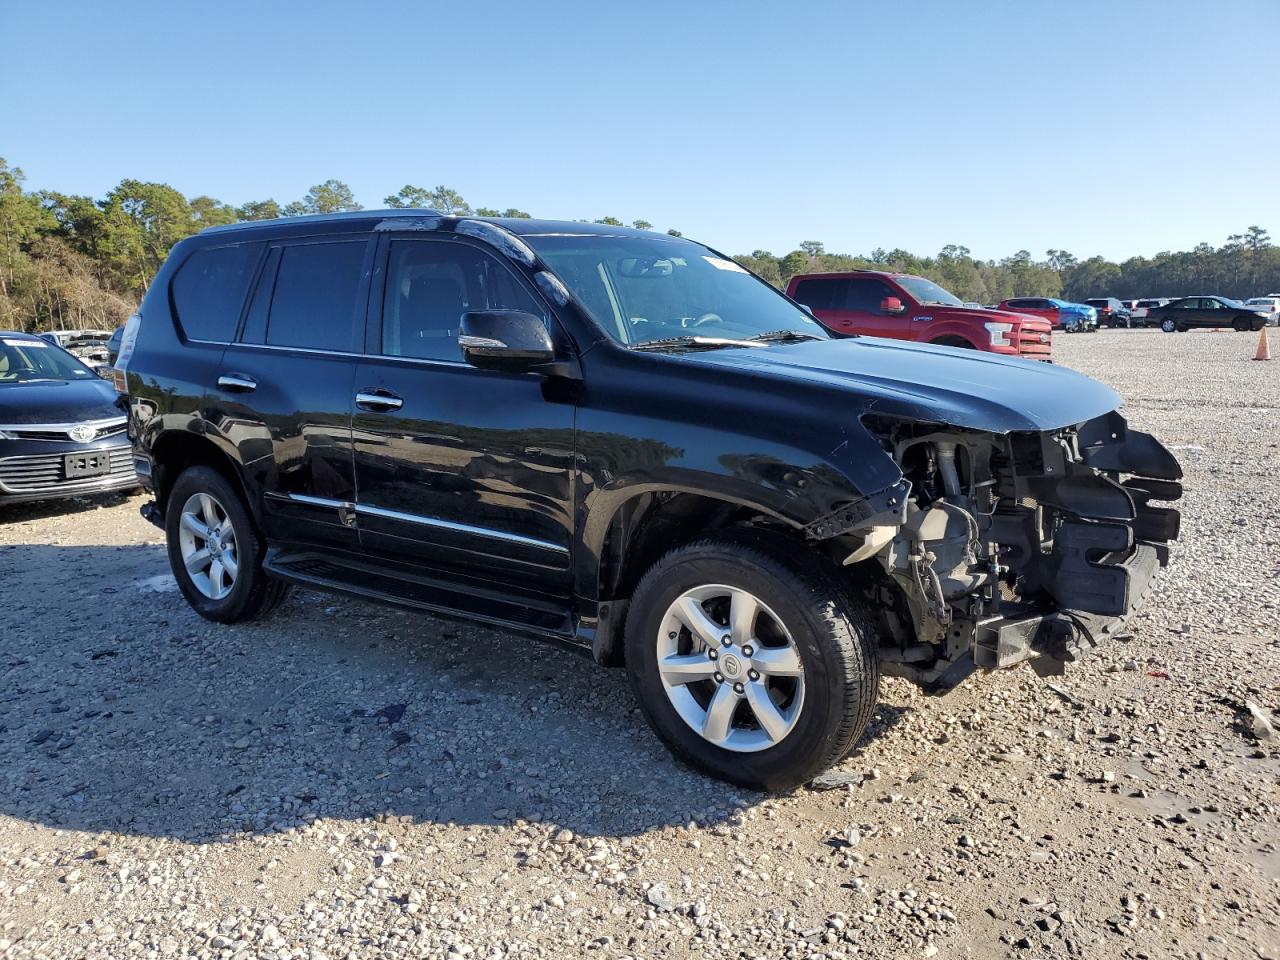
[
  {"xmin": 930, "ymin": 305, "xmax": 1051, "ymax": 329},
  {"xmin": 675, "ymin": 337, "xmax": 1121, "ymax": 434},
  {"xmin": 0, "ymin": 377, "xmax": 122, "ymax": 425}
]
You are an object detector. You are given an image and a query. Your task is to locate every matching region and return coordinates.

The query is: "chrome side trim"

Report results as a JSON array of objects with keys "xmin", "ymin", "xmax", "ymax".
[
  {"xmin": 356, "ymin": 503, "xmax": 568, "ymax": 553},
  {"xmin": 279, "ymin": 493, "xmax": 346, "ymax": 509},
  {"xmin": 278, "ymin": 494, "xmax": 568, "ymax": 554}
]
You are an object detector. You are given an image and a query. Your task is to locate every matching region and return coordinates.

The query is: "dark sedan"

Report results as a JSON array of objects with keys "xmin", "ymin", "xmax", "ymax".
[
  {"xmin": 1150, "ymin": 296, "xmax": 1268, "ymax": 333},
  {"xmin": 0, "ymin": 332, "xmax": 138, "ymax": 506}
]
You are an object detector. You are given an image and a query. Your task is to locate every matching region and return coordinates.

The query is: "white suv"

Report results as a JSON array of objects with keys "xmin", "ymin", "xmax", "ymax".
[{"xmin": 1243, "ymin": 296, "xmax": 1280, "ymax": 326}]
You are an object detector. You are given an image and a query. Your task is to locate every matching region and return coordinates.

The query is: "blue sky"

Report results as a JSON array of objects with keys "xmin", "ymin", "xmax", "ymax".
[{"xmin": 3, "ymin": 0, "xmax": 1277, "ymax": 262}]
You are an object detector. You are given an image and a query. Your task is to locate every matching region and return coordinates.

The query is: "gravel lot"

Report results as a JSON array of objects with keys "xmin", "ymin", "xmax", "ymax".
[{"xmin": 2, "ymin": 329, "xmax": 1277, "ymax": 960}]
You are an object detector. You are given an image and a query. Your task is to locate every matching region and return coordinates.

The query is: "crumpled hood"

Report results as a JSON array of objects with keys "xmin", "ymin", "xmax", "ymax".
[
  {"xmin": 679, "ymin": 336, "xmax": 1121, "ymax": 434},
  {"xmin": 0, "ymin": 377, "xmax": 122, "ymax": 425}
]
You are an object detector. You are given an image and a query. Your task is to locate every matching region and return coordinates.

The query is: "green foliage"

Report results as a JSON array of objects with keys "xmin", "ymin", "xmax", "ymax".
[
  {"xmin": 284, "ymin": 179, "xmax": 362, "ymax": 216},
  {"xmin": 736, "ymin": 233, "xmax": 1280, "ymax": 304},
  {"xmin": 2, "ymin": 155, "xmax": 1276, "ymax": 336},
  {"xmin": 384, "ymin": 184, "xmax": 471, "ymax": 214}
]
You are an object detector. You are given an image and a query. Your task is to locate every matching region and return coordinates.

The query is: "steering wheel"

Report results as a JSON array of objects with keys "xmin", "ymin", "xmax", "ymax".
[{"xmin": 690, "ymin": 312, "xmax": 723, "ymax": 327}]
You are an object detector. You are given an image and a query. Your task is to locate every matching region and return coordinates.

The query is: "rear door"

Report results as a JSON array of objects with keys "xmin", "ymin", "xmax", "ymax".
[
  {"xmin": 349, "ymin": 233, "xmax": 576, "ymax": 610},
  {"xmin": 208, "ymin": 234, "xmax": 374, "ymax": 552}
]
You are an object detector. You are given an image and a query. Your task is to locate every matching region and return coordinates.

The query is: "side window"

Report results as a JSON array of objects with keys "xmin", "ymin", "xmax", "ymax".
[
  {"xmin": 266, "ymin": 240, "xmax": 369, "ymax": 351},
  {"xmin": 170, "ymin": 243, "xmax": 263, "ymax": 343},
  {"xmin": 791, "ymin": 279, "xmax": 845, "ymax": 311},
  {"xmin": 380, "ymin": 240, "xmax": 545, "ymax": 361},
  {"xmin": 846, "ymin": 279, "xmax": 895, "ymax": 311},
  {"xmin": 1006, "ymin": 298, "xmax": 1028, "ymax": 309},
  {"xmin": 1175, "ymin": 298, "xmax": 1198, "ymax": 309}
]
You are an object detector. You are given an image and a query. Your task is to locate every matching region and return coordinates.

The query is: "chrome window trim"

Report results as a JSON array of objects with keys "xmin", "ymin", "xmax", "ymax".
[
  {"xmin": 226, "ymin": 340, "xmax": 478, "ymax": 370},
  {"xmin": 280, "ymin": 494, "xmax": 567, "ymax": 554}
]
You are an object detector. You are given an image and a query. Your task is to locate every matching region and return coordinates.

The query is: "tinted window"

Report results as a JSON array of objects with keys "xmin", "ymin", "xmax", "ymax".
[
  {"xmin": 847, "ymin": 278, "xmax": 896, "ymax": 311},
  {"xmin": 1005, "ymin": 298, "xmax": 1029, "ymax": 308},
  {"xmin": 381, "ymin": 240, "xmax": 545, "ymax": 361},
  {"xmin": 171, "ymin": 243, "xmax": 262, "ymax": 343},
  {"xmin": 792, "ymin": 278, "xmax": 847, "ymax": 311},
  {"xmin": 266, "ymin": 241, "xmax": 368, "ymax": 351}
]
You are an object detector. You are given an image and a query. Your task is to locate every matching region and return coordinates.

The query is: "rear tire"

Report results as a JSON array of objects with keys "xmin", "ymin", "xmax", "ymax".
[
  {"xmin": 624, "ymin": 529, "xmax": 879, "ymax": 792},
  {"xmin": 1160, "ymin": 318, "xmax": 1177, "ymax": 333},
  {"xmin": 165, "ymin": 466, "xmax": 289, "ymax": 623}
]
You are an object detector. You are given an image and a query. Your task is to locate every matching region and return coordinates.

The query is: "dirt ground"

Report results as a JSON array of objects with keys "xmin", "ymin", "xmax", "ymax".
[{"xmin": 1, "ymin": 329, "xmax": 1277, "ymax": 959}]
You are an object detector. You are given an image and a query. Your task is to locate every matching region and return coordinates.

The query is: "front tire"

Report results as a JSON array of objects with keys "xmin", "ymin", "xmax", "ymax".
[
  {"xmin": 624, "ymin": 530, "xmax": 879, "ymax": 791},
  {"xmin": 165, "ymin": 466, "xmax": 289, "ymax": 623}
]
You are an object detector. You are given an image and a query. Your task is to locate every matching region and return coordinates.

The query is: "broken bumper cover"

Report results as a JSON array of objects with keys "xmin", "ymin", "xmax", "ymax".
[
  {"xmin": 977, "ymin": 415, "xmax": 1182, "ymax": 673},
  {"xmin": 974, "ymin": 542, "xmax": 1160, "ymax": 670}
]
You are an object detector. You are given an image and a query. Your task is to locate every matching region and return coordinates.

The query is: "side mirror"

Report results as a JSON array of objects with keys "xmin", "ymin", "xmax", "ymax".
[
  {"xmin": 881, "ymin": 296, "xmax": 906, "ymax": 315},
  {"xmin": 458, "ymin": 310, "xmax": 556, "ymax": 373}
]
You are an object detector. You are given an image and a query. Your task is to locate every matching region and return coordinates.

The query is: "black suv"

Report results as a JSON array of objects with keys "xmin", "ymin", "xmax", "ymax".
[
  {"xmin": 1085, "ymin": 297, "xmax": 1133, "ymax": 328},
  {"xmin": 121, "ymin": 210, "xmax": 1182, "ymax": 790}
]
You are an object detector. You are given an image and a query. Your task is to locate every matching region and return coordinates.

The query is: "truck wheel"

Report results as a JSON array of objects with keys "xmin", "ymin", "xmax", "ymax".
[
  {"xmin": 929, "ymin": 336, "xmax": 975, "ymax": 349},
  {"xmin": 624, "ymin": 529, "xmax": 879, "ymax": 791},
  {"xmin": 165, "ymin": 466, "xmax": 289, "ymax": 623}
]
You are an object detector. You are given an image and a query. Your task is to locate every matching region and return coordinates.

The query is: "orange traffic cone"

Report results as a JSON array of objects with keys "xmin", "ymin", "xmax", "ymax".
[{"xmin": 1254, "ymin": 327, "xmax": 1271, "ymax": 361}]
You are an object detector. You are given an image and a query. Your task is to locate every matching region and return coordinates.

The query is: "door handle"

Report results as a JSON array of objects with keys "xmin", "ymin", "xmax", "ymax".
[
  {"xmin": 356, "ymin": 390, "xmax": 404, "ymax": 412},
  {"xmin": 217, "ymin": 373, "xmax": 257, "ymax": 392}
]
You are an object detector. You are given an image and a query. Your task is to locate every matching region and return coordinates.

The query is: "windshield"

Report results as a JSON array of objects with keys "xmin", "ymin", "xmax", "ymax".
[
  {"xmin": 525, "ymin": 234, "xmax": 828, "ymax": 346},
  {"xmin": 894, "ymin": 276, "xmax": 964, "ymax": 307},
  {"xmin": 0, "ymin": 338, "xmax": 97, "ymax": 384}
]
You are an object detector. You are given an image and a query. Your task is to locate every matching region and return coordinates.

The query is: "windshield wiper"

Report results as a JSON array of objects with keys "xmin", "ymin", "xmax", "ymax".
[
  {"xmin": 746, "ymin": 329, "xmax": 826, "ymax": 343},
  {"xmin": 630, "ymin": 335, "xmax": 766, "ymax": 352}
]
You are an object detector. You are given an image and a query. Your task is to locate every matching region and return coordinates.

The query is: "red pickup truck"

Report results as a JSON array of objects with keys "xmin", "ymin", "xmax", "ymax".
[{"xmin": 786, "ymin": 271, "xmax": 1053, "ymax": 360}]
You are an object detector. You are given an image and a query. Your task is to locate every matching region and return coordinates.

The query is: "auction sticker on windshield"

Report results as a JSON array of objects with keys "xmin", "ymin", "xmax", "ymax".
[{"xmin": 702, "ymin": 256, "xmax": 748, "ymax": 273}]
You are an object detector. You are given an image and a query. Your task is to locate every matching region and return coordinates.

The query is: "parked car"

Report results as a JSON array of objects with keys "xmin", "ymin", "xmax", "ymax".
[
  {"xmin": 1148, "ymin": 296, "xmax": 1268, "ymax": 333},
  {"xmin": 786, "ymin": 271, "xmax": 1052, "ymax": 359},
  {"xmin": 0, "ymin": 331, "xmax": 137, "ymax": 506},
  {"xmin": 119, "ymin": 210, "xmax": 1181, "ymax": 790},
  {"xmin": 1130, "ymin": 298, "xmax": 1172, "ymax": 325},
  {"xmin": 997, "ymin": 297, "xmax": 1098, "ymax": 333},
  {"xmin": 105, "ymin": 325, "xmax": 125, "ymax": 363},
  {"xmin": 1242, "ymin": 296, "xmax": 1280, "ymax": 326},
  {"xmin": 1085, "ymin": 297, "xmax": 1133, "ymax": 328}
]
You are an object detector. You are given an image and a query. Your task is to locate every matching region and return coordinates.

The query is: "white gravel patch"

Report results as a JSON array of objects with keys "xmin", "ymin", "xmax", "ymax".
[{"xmin": 0, "ymin": 328, "xmax": 1276, "ymax": 959}]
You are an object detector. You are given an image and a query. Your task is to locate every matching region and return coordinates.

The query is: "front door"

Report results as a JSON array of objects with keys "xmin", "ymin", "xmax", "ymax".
[{"xmin": 350, "ymin": 234, "xmax": 576, "ymax": 609}]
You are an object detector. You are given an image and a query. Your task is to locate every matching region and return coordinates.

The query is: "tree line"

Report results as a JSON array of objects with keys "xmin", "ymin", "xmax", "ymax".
[{"xmin": 1, "ymin": 157, "xmax": 1275, "ymax": 334}]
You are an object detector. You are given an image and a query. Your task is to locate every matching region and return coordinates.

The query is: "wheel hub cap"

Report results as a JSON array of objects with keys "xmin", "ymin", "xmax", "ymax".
[
  {"xmin": 177, "ymin": 492, "xmax": 239, "ymax": 601},
  {"xmin": 655, "ymin": 584, "xmax": 805, "ymax": 753}
]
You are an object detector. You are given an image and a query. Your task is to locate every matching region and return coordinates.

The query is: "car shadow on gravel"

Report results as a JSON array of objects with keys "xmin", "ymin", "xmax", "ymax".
[{"xmin": 1, "ymin": 544, "xmax": 908, "ymax": 844}]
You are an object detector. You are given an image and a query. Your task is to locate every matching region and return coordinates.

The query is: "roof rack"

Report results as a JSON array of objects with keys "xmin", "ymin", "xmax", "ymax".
[{"xmin": 201, "ymin": 207, "xmax": 447, "ymax": 235}]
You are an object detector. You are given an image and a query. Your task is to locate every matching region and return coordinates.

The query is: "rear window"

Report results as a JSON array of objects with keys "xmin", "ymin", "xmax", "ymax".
[
  {"xmin": 266, "ymin": 240, "xmax": 369, "ymax": 351},
  {"xmin": 792, "ymin": 278, "xmax": 848, "ymax": 311},
  {"xmin": 171, "ymin": 244, "xmax": 263, "ymax": 343}
]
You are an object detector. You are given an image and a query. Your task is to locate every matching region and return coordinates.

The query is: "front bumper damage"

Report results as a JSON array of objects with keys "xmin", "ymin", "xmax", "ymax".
[{"xmin": 845, "ymin": 410, "xmax": 1182, "ymax": 691}]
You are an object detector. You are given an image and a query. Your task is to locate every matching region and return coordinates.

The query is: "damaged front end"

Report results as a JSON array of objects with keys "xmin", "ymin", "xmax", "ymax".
[{"xmin": 842, "ymin": 412, "xmax": 1182, "ymax": 692}]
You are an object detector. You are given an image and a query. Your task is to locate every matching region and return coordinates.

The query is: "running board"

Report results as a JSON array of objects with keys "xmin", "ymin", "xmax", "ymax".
[{"xmin": 264, "ymin": 549, "xmax": 579, "ymax": 644}]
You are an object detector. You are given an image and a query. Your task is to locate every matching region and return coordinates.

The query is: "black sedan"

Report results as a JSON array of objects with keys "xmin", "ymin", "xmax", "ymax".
[
  {"xmin": 0, "ymin": 331, "xmax": 138, "ymax": 506},
  {"xmin": 1150, "ymin": 296, "xmax": 1268, "ymax": 333}
]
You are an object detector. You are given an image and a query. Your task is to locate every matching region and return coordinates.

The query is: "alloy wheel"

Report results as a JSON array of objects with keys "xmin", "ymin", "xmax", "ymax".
[
  {"xmin": 177, "ymin": 492, "xmax": 239, "ymax": 600},
  {"xmin": 655, "ymin": 584, "xmax": 805, "ymax": 752}
]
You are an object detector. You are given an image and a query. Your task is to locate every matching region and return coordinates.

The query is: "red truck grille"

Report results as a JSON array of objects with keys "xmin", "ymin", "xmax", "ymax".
[{"xmin": 1017, "ymin": 326, "xmax": 1052, "ymax": 360}]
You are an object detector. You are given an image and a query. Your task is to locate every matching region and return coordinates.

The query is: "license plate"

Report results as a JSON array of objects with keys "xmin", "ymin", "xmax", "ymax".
[{"xmin": 64, "ymin": 450, "xmax": 111, "ymax": 479}]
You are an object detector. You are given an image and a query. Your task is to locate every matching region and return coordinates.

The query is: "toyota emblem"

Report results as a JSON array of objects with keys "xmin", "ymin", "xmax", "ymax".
[{"xmin": 69, "ymin": 425, "xmax": 97, "ymax": 443}]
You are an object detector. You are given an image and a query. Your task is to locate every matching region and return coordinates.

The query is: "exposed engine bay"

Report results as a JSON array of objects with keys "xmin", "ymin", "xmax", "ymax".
[{"xmin": 842, "ymin": 412, "xmax": 1183, "ymax": 691}]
